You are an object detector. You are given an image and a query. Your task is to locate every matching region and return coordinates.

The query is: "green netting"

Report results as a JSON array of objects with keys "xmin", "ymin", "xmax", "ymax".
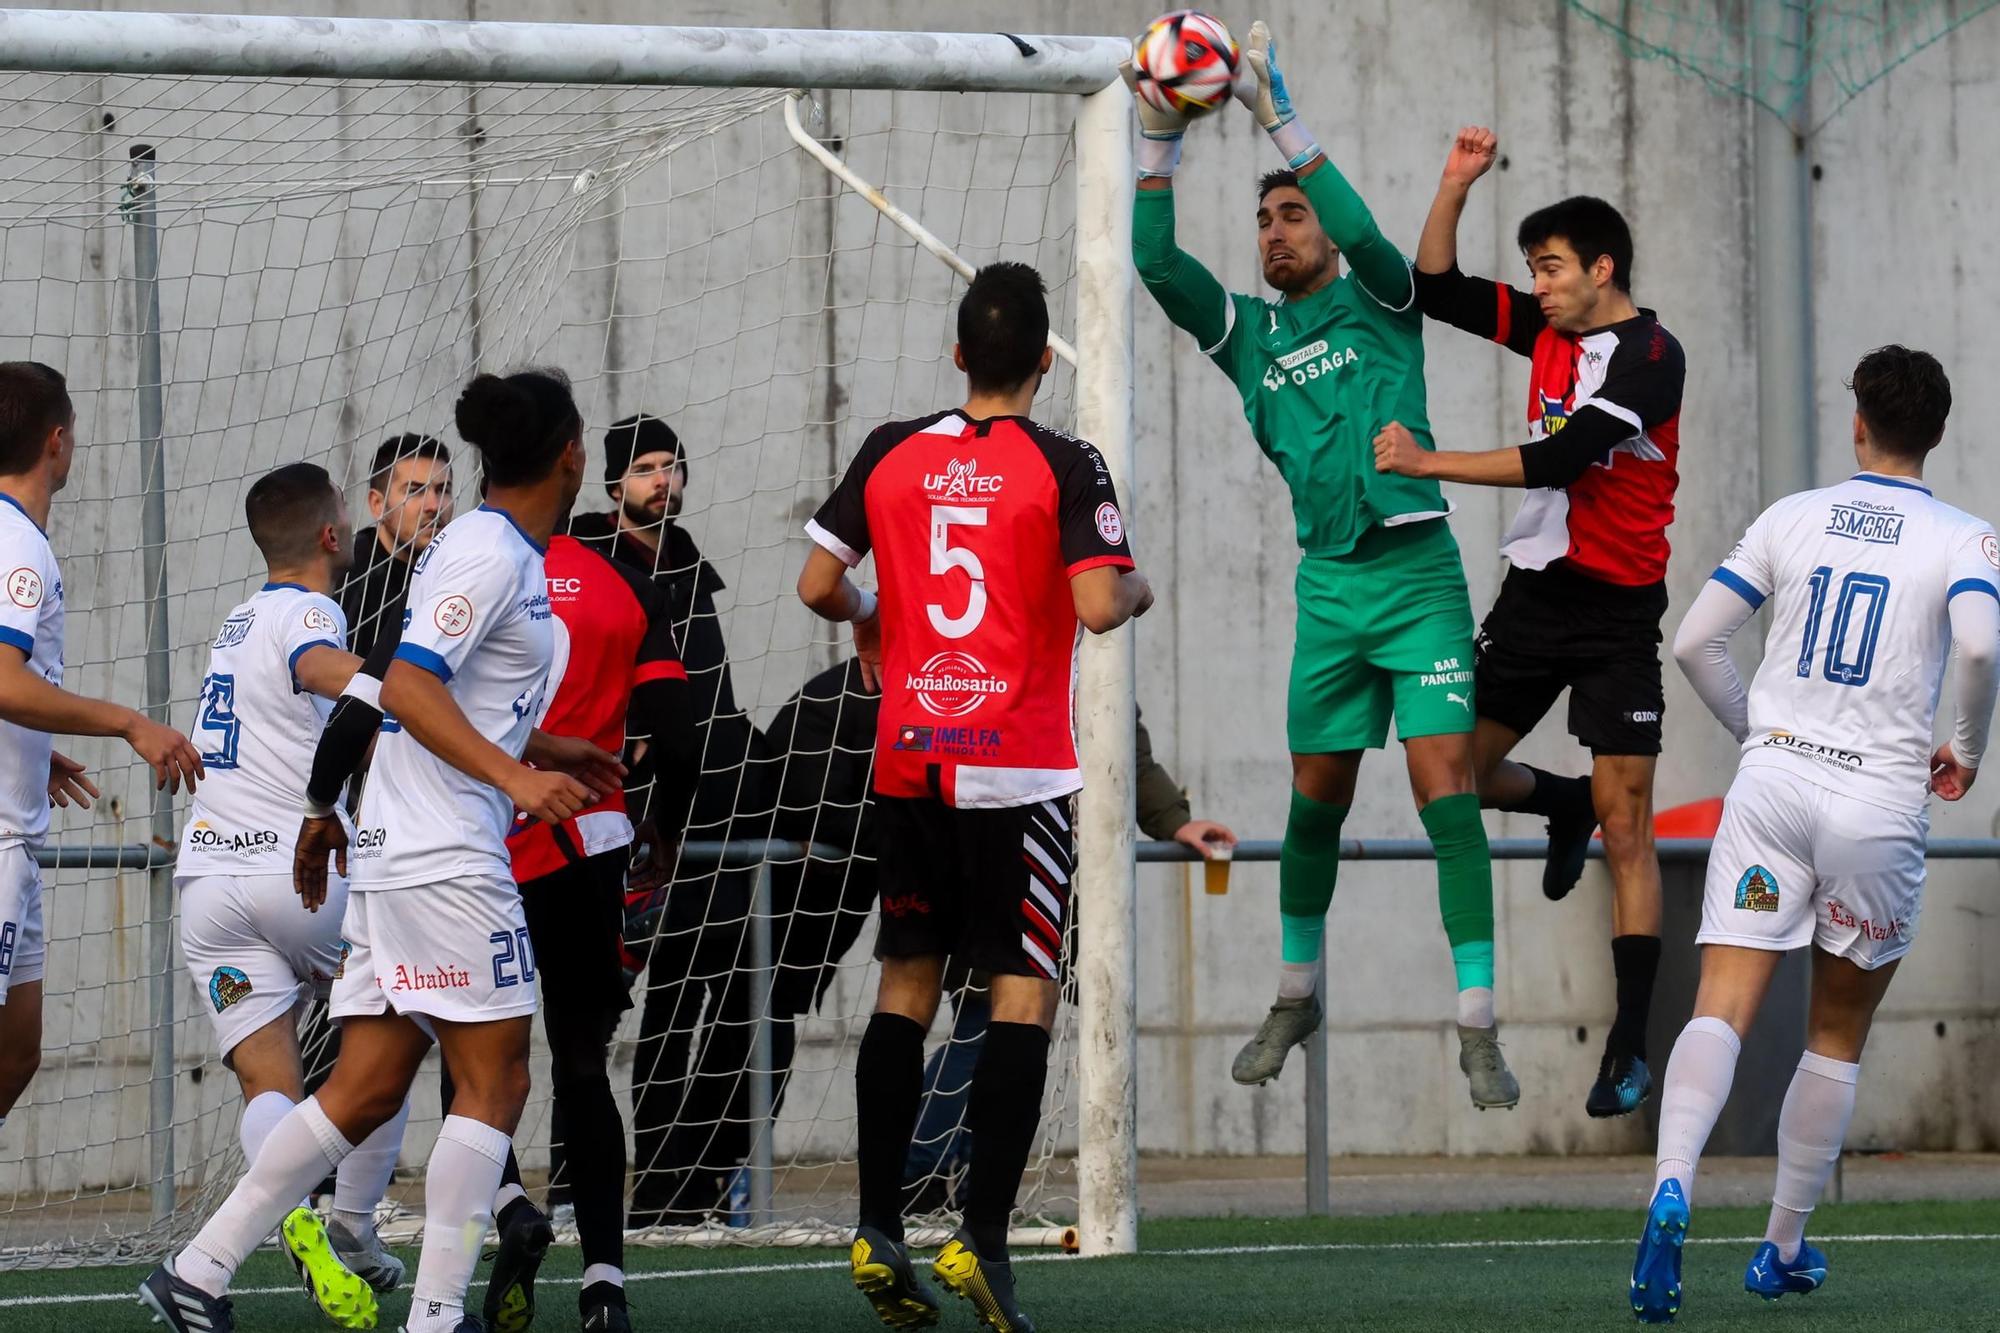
[{"xmin": 1565, "ymin": 0, "xmax": 2000, "ymax": 132}]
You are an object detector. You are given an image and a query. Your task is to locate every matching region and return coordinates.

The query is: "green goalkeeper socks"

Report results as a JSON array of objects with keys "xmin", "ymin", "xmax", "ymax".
[
  {"xmin": 1420, "ymin": 793, "xmax": 1496, "ymax": 992},
  {"xmin": 1278, "ymin": 789, "xmax": 1348, "ymax": 965}
]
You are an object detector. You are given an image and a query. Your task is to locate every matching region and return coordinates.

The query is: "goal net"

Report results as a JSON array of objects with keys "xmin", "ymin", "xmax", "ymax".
[{"xmin": 0, "ymin": 18, "xmax": 1132, "ymax": 1267}]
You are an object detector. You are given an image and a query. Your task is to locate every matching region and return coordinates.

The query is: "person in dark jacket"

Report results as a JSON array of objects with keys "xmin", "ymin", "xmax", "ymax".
[
  {"xmin": 336, "ymin": 433, "xmax": 453, "ymax": 659},
  {"xmin": 571, "ymin": 413, "xmax": 776, "ymax": 1225},
  {"xmin": 736, "ymin": 658, "xmax": 1235, "ymax": 1214}
]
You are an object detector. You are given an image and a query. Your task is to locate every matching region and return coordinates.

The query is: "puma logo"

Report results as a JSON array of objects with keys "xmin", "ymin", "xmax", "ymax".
[{"xmin": 1446, "ymin": 691, "xmax": 1472, "ymax": 711}]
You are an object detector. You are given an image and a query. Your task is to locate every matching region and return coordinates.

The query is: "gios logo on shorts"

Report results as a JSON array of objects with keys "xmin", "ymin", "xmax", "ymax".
[
  {"xmin": 1735, "ymin": 865, "xmax": 1780, "ymax": 913},
  {"xmin": 906, "ymin": 651, "xmax": 1009, "ymax": 719},
  {"xmin": 209, "ymin": 965, "xmax": 253, "ymax": 1013},
  {"xmin": 186, "ymin": 822, "xmax": 281, "ymax": 856}
]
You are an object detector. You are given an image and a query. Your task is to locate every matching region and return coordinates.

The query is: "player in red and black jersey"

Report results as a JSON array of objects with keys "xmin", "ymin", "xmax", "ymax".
[
  {"xmin": 1375, "ymin": 126, "xmax": 1686, "ymax": 1122},
  {"xmin": 296, "ymin": 529, "xmax": 692, "ymax": 1333},
  {"xmin": 800, "ymin": 262, "xmax": 1149, "ymax": 1333}
]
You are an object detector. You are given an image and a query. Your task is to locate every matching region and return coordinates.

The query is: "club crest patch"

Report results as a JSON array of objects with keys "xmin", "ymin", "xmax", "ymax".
[
  {"xmin": 209, "ymin": 965, "xmax": 253, "ymax": 1012},
  {"xmin": 1735, "ymin": 865, "xmax": 1780, "ymax": 913}
]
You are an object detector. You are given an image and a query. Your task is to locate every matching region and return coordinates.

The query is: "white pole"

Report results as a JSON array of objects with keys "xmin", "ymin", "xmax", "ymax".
[
  {"xmin": 1070, "ymin": 79, "xmax": 1137, "ymax": 1260},
  {"xmin": 1752, "ymin": 9, "xmax": 1816, "ymax": 504},
  {"xmin": 0, "ymin": 9, "xmax": 1125, "ymax": 93}
]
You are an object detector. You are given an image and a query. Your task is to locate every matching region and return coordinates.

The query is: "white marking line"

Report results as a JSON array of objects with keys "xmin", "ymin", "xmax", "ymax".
[{"xmin": 8, "ymin": 1233, "xmax": 1998, "ymax": 1310}]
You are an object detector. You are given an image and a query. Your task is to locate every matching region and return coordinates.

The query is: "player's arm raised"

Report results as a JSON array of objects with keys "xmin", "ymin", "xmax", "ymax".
[
  {"xmin": 1123, "ymin": 37, "xmax": 1234, "ymax": 354},
  {"xmin": 0, "ymin": 644, "xmax": 202, "ymax": 792},
  {"xmin": 1236, "ymin": 21, "xmax": 1409, "ymax": 310},
  {"xmin": 1409, "ymin": 127, "xmax": 1544, "ymax": 353}
]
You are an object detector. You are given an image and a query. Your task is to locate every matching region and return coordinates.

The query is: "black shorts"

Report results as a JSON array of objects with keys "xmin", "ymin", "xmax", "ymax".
[
  {"xmin": 872, "ymin": 793, "xmax": 1075, "ymax": 980},
  {"xmin": 1475, "ymin": 564, "xmax": 1669, "ymax": 757},
  {"xmin": 520, "ymin": 848, "xmax": 634, "ymax": 1019}
]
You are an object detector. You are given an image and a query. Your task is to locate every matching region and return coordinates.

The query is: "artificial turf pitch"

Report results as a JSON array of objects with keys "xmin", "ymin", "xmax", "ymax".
[{"xmin": 3, "ymin": 1200, "xmax": 1996, "ymax": 1332}]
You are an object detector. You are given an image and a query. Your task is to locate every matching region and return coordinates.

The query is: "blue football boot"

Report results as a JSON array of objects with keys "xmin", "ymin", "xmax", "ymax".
[{"xmin": 1630, "ymin": 1179, "xmax": 1690, "ymax": 1324}]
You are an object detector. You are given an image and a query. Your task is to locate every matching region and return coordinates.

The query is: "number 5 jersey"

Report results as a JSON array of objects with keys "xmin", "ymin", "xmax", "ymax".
[
  {"xmin": 1710, "ymin": 472, "xmax": 1999, "ymax": 814},
  {"xmin": 806, "ymin": 410, "xmax": 1136, "ymax": 809}
]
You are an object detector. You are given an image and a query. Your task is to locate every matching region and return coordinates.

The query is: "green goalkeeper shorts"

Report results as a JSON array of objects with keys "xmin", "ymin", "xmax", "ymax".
[{"xmin": 1288, "ymin": 517, "xmax": 1478, "ymax": 753}]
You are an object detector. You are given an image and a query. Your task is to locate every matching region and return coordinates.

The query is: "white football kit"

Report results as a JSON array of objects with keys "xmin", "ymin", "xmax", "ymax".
[
  {"xmin": 1682, "ymin": 472, "xmax": 2000, "ymax": 968},
  {"xmin": 0, "ymin": 492, "xmax": 63, "ymax": 1002},
  {"xmin": 334, "ymin": 505, "xmax": 557, "ymax": 1026},
  {"xmin": 174, "ymin": 583, "xmax": 350, "ymax": 1057}
]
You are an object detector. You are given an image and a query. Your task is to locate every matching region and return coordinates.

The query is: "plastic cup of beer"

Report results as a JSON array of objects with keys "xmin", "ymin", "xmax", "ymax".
[{"xmin": 1203, "ymin": 842, "xmax": 1233, "ymax": 895}]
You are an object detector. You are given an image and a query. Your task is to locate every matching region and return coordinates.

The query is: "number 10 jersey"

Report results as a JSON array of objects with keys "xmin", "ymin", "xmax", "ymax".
[
  {"xmin": 1711, "ymin": 472, "xmax": 1999, "ymax": 815},
  {"xmin": 807, "ymin": 410, "xmax": 1135, "ymax": 809}
]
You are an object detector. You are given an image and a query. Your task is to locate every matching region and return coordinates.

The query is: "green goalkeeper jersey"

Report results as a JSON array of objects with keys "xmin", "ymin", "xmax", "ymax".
[{"xmin": 1134, "ymin": 164, "xmax": 1448, "ymax": 558}]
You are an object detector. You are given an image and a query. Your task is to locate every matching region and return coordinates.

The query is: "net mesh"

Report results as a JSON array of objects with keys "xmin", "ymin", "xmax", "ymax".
[
  {"xmin": 0, "ymin": 70, "xmax": 1087, "ymax": 1266},
  {"xmin": 1565, "ymin": 0, "xmax": 2000, "ymax": 131}
]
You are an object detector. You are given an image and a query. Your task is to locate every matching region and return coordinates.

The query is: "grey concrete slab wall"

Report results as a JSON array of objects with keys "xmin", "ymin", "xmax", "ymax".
[{"xmin": 3, "ymin": 0, "xmax": 1998, "ymax": 1218}]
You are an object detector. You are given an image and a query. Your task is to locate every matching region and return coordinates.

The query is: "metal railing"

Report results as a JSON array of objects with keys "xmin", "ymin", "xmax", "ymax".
[{"xmin": 49, "ymin": 833, "xmax": 2000, "ymax": 1225}]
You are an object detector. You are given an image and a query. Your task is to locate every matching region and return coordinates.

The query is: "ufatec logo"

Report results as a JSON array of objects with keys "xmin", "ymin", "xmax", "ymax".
[
  {"xmin": 906, "ymin": 651, "xmax": 1009, "ymax": 719},
  {"xmin": 923, "ymin": 458, "xmax": 1003, "ymax": 501},
  {"xmin": 547, "ymin": 576, "xmax": 584, "ymax": 595}
]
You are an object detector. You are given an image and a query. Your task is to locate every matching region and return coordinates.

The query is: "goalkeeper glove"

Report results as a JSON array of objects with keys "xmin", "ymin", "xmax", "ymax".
[
  {"xmin": 1119, "ymin": 45, "xmax": 1190, "ymax": 180},
  {"xmin": 1234, "ymin": 20, "xmax": 1321, "ymax": 172}
]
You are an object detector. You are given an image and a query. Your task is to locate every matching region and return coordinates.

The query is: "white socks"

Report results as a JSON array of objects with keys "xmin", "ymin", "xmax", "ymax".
[
  {"xmin": 582, "ymin": 1262, "xmax": 625, "ymax": 1291},
  {"xmin": 1653, "ymin": 1015, "xmax": 1742, "ymax": 1202},
  {"xmin": 334, "ymin": 1094, "xmax": 410, "ymax": 1223},
  {"xmin": 1277, "ymin": 961, "xmax": 1319, "ymax": 1001},
  {"xmin": 179, "ymin": 1096, "xmax": 354, "ymax": 1297},
  {"xmin": 238, "ymin": 1089, "xmax": 294, "ymax": 1164},
  {"xmin": 407, "ymin": 1115, "xmax": 513, "ymax": 1333},
  {"xmin": 1765, "ymin": 1051, "xmax": 1859, "ymax": 1260},
  {"xmin": 1456, "ymin": 986, "xmax": 1495, "ymax": 1030}
]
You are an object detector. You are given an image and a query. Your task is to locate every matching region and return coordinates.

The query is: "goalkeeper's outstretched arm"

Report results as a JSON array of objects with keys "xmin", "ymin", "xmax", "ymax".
[
  {"xmin": 1233, "ymin": 20, "xmax": 1411, "ymax": 310},
  {"xmin": 1120, "ymin": 47, "xmax": 1232, "ymax": 352}
]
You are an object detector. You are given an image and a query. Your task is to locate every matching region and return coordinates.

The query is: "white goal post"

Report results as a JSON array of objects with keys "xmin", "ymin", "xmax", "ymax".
[{"xmin": 0, "ymin": 9, "xmax": 1137, "ymax": 1262}]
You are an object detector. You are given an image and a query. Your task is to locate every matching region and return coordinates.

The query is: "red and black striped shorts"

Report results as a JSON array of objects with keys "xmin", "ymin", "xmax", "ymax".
[{"xmin": 870, "ymin": 793, "xmax": 1076, "ymax": 980}]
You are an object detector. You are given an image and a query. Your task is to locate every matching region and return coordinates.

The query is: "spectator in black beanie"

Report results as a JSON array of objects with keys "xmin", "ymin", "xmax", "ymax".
[{"xmin": 570, "ymin": 412, "xmax": 776, "ymax": 1225}]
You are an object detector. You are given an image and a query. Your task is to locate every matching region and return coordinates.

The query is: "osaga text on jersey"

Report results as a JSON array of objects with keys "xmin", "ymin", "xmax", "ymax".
[{"xmin": 807, "ymin": 411, "xmax": 1135, "ymax": 809}]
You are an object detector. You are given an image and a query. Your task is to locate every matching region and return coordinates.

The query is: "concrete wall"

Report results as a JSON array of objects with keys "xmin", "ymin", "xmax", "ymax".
[{"xmin": 4, "ymin": 1, "xmax": 2000, "ymax": 1223}]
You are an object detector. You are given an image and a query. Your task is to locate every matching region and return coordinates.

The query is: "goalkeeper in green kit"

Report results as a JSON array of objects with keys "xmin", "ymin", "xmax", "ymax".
[{"xmin": 1126, "ymin": 21, "xmax": 1516, "ymax": 1108}]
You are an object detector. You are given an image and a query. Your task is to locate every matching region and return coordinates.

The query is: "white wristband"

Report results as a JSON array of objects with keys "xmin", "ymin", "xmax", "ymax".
[
  {"xmin": 1136, "ymin": 135, "xmax": 1183, "ymax": 180},
  {"xmin": 849, "ymin": 587, "xmax": 878, "ymax": 623},
  {"xmin": 1268, "ymin": 119, "xmax": 1320, "ymax": 172},
  {"xmin": 303, "ymin": 798, "xmax": 337, "ymax": 820}
]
